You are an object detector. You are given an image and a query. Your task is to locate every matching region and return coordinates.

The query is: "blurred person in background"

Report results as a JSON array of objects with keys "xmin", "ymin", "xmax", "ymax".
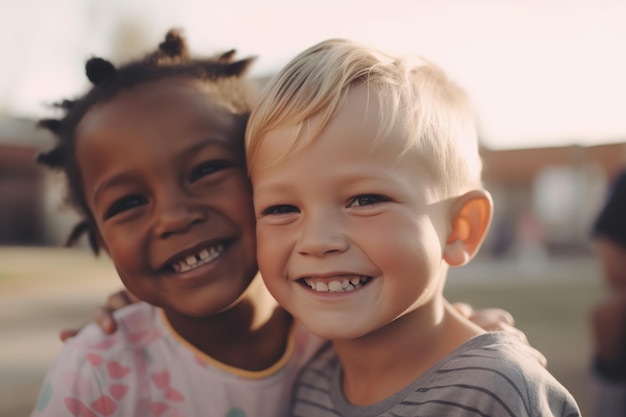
[{"xmin": 590, "ymin": 169, "xmax": 626, "ymax": 417}]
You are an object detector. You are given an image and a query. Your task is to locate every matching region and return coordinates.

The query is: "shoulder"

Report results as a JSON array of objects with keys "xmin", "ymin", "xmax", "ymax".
[
  {"xmin": 32, "ymin": 303, "xmax": 167, "ymax": 416},
  {"xmin": 427, "ymin": 332, "xmax": 580, "ymax": 417},
  {"xmin": 49, "ymin": 302, "xmax": 163, "ymax": 382},
  {"xmin": 289, "ymin": 343, "xmax": 337, "ymax": 417},
  {"xmin": 66, "ymin": 302, "xmax": 161, "ymax": 353},
  {"xmin": 292, "ymin": 342, "xmax": 337, "ymax": 394}
]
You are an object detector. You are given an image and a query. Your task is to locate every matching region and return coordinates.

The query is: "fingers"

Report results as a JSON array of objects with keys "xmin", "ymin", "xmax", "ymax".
[
  {"xmin": 469, "ymin": 308, "xmax": 515, "ymax": 330},
  {"xmin": 93, "ymin": 289, "xmax": 138, "ymax": 334},
  {"xmin": 59, "ymin": 289, "xmax": 136, "ymax": 342},
  {"xmin": 92, "ymin": 307, "xmax": 117, "ymax": 334},
  {"xmin": 515, "ymin": 337, "xmax": 548, "ymax": 368},
  {"xmin": 59, "ymin": 328, "xmax": 80, "ymax": 342},
  {"xmin": 497, "ymin": 322, "xmax": 528, "ymax": 344},
  {"xmin": 107, "ymin": 290, "xmax": 136, "ymax": 309},
  {"xmin": 453, "ymin": 303, "xmax": 547, "ymax": 368},
  {"xmin": 451, "ymin": 302, "xmax": 474, "ymax": 318}
]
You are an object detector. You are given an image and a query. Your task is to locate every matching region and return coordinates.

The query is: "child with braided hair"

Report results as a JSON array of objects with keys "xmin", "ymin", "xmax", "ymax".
[
  {"xmin": 33, "ymin": 30, "xmax": 546, "ymax": 417},
  {"xmin": 32, "ymin": 30, "xmax": 324, "ymax": 417}
]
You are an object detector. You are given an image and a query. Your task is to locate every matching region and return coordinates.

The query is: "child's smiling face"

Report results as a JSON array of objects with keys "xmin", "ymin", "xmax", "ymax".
[
  {"xmin": 250, "ymin": 85, "xmax": 452, "ymax": 340},
  {"xmin": 76, "ymin": 78, "xmax": 258, "ymax": 317}
]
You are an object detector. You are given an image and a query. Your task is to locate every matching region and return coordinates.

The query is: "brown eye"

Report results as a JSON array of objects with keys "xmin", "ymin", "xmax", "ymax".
[
  {"xmin": 190, "ymin": 160, "xmax": 232, "ymax": 182},
  {"xmin": 262, "ymin": 205, "xmax": 299, "ymax": 216},
  {"xmin": 105, "ymin": 194, "xmax": 147, "ymax": 219},
  {"xmin": 347, "ymin": 194, "xmax": 388, "ymax": 208}
]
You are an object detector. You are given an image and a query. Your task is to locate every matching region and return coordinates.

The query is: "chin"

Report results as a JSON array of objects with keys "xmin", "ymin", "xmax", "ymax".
[{"xmin": 302, "ymin": 321, "xmax": 370, "ymax": 342}]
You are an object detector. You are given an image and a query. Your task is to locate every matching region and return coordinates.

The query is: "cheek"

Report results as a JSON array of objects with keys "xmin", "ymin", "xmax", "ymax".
[
  {"xmin": 256, "ymin": 225, "xmax": 289, "ymax": 285},
  {"xmin": 256, "ymin": 225, "xmax": 276, "ymax": 269},
  {"xmin": 364, "ymin": 214, "xmax": 443, "ymax": 274},
  {"xmin": 101, "ymin": 229, "xmax": 138, "ymax": 270}
]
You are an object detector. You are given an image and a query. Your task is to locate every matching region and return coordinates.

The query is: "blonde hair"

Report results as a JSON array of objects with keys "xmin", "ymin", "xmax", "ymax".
[{"xmin": 246, "ymin": 39, "xmax": 482, "ymax": 197}]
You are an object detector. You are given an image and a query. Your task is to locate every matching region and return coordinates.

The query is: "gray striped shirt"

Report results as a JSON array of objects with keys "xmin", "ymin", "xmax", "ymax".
[{"xmin": 291, "ymin": 332, "xmax": 580, "ymax": 417}]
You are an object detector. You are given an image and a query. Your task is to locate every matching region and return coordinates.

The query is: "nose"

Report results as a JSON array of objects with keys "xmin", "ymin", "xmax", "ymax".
[
  {"xmin": 296, "ymin": 210, "xmax": 349, "ymax": 257},
  {"xmin": 154, "ymin": 189, "xmax": 205, "ymax": 239}
]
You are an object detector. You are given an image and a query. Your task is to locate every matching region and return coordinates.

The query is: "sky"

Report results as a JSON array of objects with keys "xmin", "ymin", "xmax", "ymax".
[{"xmin": 1, "ymin": 0, "xmax": 625, "ymax": 149}]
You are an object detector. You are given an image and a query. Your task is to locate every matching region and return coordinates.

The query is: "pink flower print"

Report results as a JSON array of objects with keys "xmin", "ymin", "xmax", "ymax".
[
  {"xmin": 151, "ymin": 402, "xmax": 169, "ymax": 417},
  {"xmin": 126, "ymin": 309, "xmax": 153, "ymax": 329},
  {"xmin": 106, "ymin": 361, "xmax": 131, "ymax": 379},
  {"xmin": 109, "ymin": 384, "xmax": 129, "ymax": 401},
  {"xmin": 85, "ymin": 353, "xmax": 103, "ymax": 367},
  {"xmin": 150, "ymin": 371, "xmax": 185, "ymax": 403},
  {"xmin": 64, "ymin": 398, "xmax": 98, "ymax": 417},
  {"xmin": 128, "ymin": 328, "xmax": 160, "ymax": 345},
  {"xmin": 87, "ymin": 335, "xmax": 119, "ymax": 350},
  {"xmin": 164, "ymin": 387, "xmax": 184, "ymax": 402},
  {"xmin": 90, "ymin": 395, "xmax": 117, "ymax": 416},
  {"xmin": 151, "ymin": 371, "xmax": 170, "ymax": 388}
]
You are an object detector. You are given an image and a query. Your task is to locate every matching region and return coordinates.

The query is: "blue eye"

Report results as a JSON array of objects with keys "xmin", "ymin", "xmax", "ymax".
[
  {"xmin": 105, "ymin": 194, "xmax": 147, "ymax": 219},
  {"xmin": 262, "ymin": 205, "xmax": 299, "ymax": 216},
  {"xmin": 347, "ymin": 194, "xmax": 388, "ymax": 208},
  {"xmin": 190, "ymin": 160, "xmax": 232, "ymax": 182}
]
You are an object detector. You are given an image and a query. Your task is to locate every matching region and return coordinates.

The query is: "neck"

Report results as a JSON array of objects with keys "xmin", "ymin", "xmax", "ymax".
[
  {"xmin": 164, "ymin": 274, "xmax": 292, "ymax": 371},
  {"xmin": 333, "ymin": 298, "xmax": 483, "ymax": 406}
]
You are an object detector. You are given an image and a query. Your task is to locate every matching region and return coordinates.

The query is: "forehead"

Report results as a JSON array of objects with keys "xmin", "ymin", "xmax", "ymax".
[
  {"xmin": 252, "ymin": 87, "xmax": 438, "ymax": 191},
  {"xmin": 251, "ymin": 85, "xmax": 411, "ymax": 173},
  {"xmin": 75, "ymin": 78, "xmax": 244, "ymax": 194},
  {"xmin": 77, "ymin": 78, "xmax": 239, "ymax": 144}
]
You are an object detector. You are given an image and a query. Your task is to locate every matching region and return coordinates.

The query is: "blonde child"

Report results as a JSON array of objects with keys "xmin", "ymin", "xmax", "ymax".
[{"xmin": 245, "ymin": 39, "xmax": 581, "ymax": 416}]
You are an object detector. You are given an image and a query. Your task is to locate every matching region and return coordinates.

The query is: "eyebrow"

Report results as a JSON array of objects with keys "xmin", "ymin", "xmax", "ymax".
[
  {"xmin": 254, "ymin": 170, "xmax": 401, "ymax": 194},
  {"xmin": 92, "ymin": 137, "xmax": 234, "ymax": 205}
]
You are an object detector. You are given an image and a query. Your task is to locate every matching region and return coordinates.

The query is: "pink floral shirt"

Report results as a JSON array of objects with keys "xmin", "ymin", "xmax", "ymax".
[{"xmin": 31, "ymin": 302, "xmax": 325, "ymax": 417}]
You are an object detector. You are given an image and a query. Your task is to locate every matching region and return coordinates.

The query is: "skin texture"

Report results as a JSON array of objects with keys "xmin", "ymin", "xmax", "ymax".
[
  {"xmin": 74, "ymin": 78, "xmax": 290, "ymax": 370},
  {"xmin": 249, "ymin": 85, "xmax": 493, "ymax": 405}
]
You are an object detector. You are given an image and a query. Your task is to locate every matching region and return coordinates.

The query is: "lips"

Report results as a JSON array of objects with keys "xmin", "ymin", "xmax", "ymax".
[{"xmin": 161, "ymin": 241, "xmax": 229, "ymax": 273}]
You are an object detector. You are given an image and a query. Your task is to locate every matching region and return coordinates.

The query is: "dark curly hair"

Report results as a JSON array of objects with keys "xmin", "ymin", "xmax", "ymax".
[{"xmin": 37, "ymin": 29, "xmax": 256, "ymax": 254}]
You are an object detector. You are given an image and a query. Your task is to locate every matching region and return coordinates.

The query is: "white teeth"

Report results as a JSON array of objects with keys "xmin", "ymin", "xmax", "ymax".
[
  {"xmin": 303, "ymin": 276, "xmax": 370, "ymax": 293},
  {"xmin": 171, "ymin": 244, "xmax": 224, "ymax": 273},
  {"xmin": 328, "ymin": 281, "xmax": 343, "ymax": 292}
]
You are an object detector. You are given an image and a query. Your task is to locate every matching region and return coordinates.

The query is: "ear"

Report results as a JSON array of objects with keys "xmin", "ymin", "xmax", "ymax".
[{"xmin": 443, "ymin": 189, "xmax": 493, "ymax": 267}]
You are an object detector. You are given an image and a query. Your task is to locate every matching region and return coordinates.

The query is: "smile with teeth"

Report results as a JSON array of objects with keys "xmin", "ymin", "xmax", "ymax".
[
  {"xmin": 302, "ymin": 276, "xmax": 371, "ymax": 293},
  {"xmin": 171, "ymin": 244, "xmax": 224, "ymax": 273}
]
